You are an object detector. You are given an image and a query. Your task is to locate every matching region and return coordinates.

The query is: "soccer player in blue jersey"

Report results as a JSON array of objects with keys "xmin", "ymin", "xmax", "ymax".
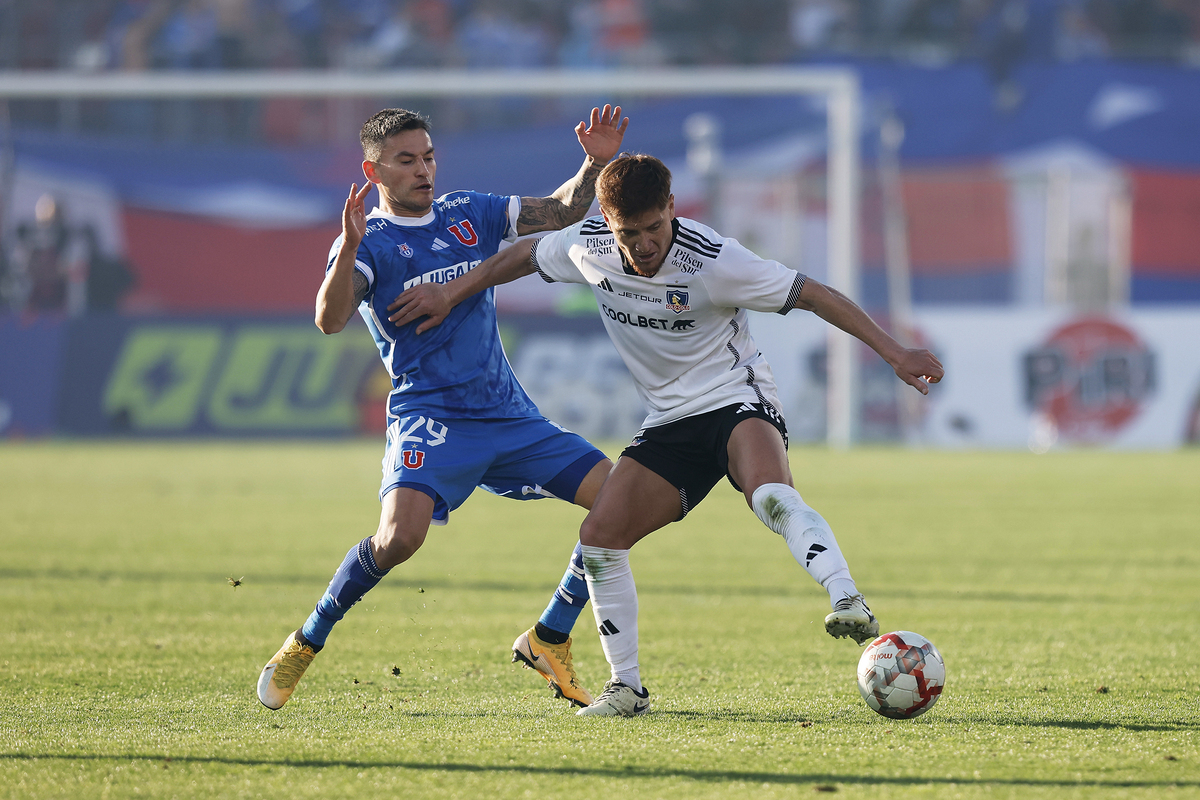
[{"xmin": 256, "ymin": 105, "xmax": 629, "ymax": 711}]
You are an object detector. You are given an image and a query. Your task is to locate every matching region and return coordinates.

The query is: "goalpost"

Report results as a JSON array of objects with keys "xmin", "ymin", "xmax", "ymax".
[{"xmin": 0, "ymin": 67, "xmax": 862, "ymax": 447}]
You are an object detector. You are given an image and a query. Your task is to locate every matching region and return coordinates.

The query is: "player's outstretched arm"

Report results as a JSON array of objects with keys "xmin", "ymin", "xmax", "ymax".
[
  {"xmin": 316, "ymin": 182, "xmax": 372, "ymax": 334},
  {"xmin": 516, "ymin": 105, "xmax": 629, "ymax": 236},
  {"xmin": 386, "ymin": 239, "xmax": 539, "ymax": 334},
  {"xmin": 793, "ymin": 278, "xmax": 944, "ymax": 394}
]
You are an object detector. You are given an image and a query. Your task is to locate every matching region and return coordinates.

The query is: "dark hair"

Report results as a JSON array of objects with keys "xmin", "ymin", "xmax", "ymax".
[
  {"xmin": 360, "ymin": 108, "xmax": 431, "ymax": 160},
  {"xmin": 596, "ymin": 153, "xmax": 672, "ymax": 220}
]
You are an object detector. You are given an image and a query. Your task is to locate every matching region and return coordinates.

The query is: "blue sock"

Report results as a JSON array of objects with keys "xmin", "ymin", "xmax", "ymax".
[
  {"xmin": 301, "ymin": 537, "xmax": 390, "ymax": 647},
  {"xmin": 537, "ymin": 542, "xmax": 590, "ymax": 637}
]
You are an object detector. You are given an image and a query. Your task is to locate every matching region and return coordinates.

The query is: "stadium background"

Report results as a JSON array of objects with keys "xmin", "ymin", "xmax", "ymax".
[{"xmin": 2, "ymin": 0, "xmax": 1199, "ymax": 448}]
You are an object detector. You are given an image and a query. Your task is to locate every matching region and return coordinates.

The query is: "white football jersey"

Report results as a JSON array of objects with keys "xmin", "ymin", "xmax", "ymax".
[{"xmin": 532, "ymin": 215, "xmax": 806, "ymax": 428}]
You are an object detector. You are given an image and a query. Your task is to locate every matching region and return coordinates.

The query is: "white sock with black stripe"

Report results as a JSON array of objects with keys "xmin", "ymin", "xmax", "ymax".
[
  {"xmin": 751, "ymin": 483, "xmax": 859, "ymax": 609},
  {"xmin": 580, "ymin": 545, "xmax": 642, "ymax": 693}
]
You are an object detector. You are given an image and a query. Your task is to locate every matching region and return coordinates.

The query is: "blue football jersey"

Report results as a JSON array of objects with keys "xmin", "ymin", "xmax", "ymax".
[{"xmin": 325, "ymin": 190, "xmax": 539, "ymax": 421}]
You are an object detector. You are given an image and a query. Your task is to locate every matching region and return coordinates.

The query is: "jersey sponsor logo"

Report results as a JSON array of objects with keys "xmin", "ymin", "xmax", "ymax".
[
  {"xmin": 431, "ymin": 237, "xmax": 452, "ymax": 251},
  {"xmin": 600, "ymin": 302, "xmax": 694, "ymax": 332},
  {"xmin": 670, "ymin": 248, "xmax": 703, "ymax": 274},
  {"xmin": 447, "ymin": 219, "xmax": 478, "ymax": 246},
  {"xmin": 665, "ymin": 288, "xmax": 690, "ymax": 313},
  {"xmin": 402, "ymin": 259, "xmax": 482, "ymax": 290},
  {"xmin": 601, "ymin": 302, "xmax": 668, "ymax": 330},
  {"xmin": 618, "ymin": 290, "xmax": 663, "ymax": 304},
  {"xmin": 586, "ymin": 236, "xmax": 614, "ymax": 256},
  {"xmin": 397, "ymin": 243, "xmax": 413, "ymax": 258},
  {"xmin": 401, "ymin": 449, "xmax": 426, "ymax": 469},
  {"xmin": 437, "ymin": 195, "xmax": 472, "ymax": 210},
  {"xmin": 596, "ymin": 278, "xmax": 614, "ymax": 293}
]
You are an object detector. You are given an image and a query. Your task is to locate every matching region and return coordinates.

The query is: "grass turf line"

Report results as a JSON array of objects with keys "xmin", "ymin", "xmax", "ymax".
[{"xmin": 1, "ymin": 441, "xmax": 1197, "ymax": 799}]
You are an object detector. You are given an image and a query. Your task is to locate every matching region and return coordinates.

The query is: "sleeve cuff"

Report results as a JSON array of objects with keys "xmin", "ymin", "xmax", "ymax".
[
  {"xmin": 778, "ymin": 272, "xmax": 806, "ymax": 314},
  {"xmin": 530, "ymin": 239, "xmax": 556, "ymax": 284}
]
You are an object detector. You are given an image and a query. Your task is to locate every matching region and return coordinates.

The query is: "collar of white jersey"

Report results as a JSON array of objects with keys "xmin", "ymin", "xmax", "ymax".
[{"xmin": 367, "ymin": 206, "xmax": 435, "ymax": 227}]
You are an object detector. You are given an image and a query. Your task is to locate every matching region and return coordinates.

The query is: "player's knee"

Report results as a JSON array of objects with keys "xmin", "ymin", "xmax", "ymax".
[
  {"xmin": 579, "ymin": 514, "xmax": 631, "ymax": 550},
  {"xmin": 372, "ymin": 522, "xmax": 426, "ymax": 570},
  {"xmin": 578, "ymin": 514, "xmax": 604, "ymax": 547}
]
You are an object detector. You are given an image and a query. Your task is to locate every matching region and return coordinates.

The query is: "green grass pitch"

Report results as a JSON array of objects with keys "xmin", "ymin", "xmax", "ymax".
[{"xmin": 1, "ymin": 441, "xmax": 1197, "ymax": 799}]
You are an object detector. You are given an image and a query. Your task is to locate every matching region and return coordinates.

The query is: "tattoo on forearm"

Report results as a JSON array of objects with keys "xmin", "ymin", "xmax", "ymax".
[
  {"xmin": 518, "ymin": 160, "xmax": 603, "ymax": 232},
  {"xmin": 352, "ymin": 271, "xmax": 369, "ymax": 305}
]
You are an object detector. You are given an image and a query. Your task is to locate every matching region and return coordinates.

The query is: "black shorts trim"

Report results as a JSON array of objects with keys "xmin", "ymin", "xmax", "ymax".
[{"xmin": 620, "ymin": 402, "xmax": 787, "ymax": 520}]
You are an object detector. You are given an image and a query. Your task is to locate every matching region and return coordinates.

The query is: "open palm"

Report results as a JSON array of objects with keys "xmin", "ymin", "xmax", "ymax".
[{"xmin": 576, "ymin": 104, "xmax": 629, "ymax": 163}]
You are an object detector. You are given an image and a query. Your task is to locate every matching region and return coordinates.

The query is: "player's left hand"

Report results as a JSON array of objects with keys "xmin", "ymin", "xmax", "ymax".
[
  {"xmin": 388, "ymin": 283, "xmax": 452, "ymax": 334},
  {"xmin": 576, "ymin": 105, "xmax": 629, "ymax": 164},
  {"xmin": 892, "ymin": 348, "xmax": 945, "ymax": 395}
]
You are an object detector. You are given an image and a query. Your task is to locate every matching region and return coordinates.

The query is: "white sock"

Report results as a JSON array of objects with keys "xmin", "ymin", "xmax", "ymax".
[
  {"xmin": 751, "ymin": 483, "xmax": 859, "ymax": 610},
  {"xmin": 580, "ymin": 545, "xmax": 642, "ymax": 692}
]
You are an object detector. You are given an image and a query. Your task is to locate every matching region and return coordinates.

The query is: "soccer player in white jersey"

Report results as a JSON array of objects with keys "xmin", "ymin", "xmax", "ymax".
[
  {"xmin": 389, "ymin": 153, "xmax": 945, "ymax": 717},
  {"xmin": 255, "ymin": 106, "xmax": 630, "ymax": 711}
]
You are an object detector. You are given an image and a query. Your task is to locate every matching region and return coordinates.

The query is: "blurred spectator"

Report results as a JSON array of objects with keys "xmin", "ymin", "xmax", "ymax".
[
  {"xmin": 456, "ymin": 1, "xmax": 550, "ymax": 68},
  {"xmin": 214, "ymin": 0, "xmax": 254, "ymax": 68},
  {"xmin": 278, "ymin": 0, "xmax": 328, "ymax": 67},
  {"xmin": 559, "ymin": 0, "xmax": 607, "ymax": 66},
  {"xmin": 4, "ymin": 194, "xmax": 88, "ymax": 314},
  {"xmin": 2, "ymin": 194, "xmax": 135, "ymax": 315},
  {"xmin": 791, "ymin": 0, "xmax": 850, "ymax": 53},
  {"xmin": 157, "ymin": 0, "xmax": 220, "ymax": 68},
  {"xmin": 596, "ymin": 0, "xmax": 664, "ymax": 65},
  {"xmin": 81, "ymin": 228, "xmax": 136, "ymax": 311},
  {"xmin": 978, "ymin": 0, "xmax": 1029, "ymax": 109},
  {"xmin": 1056, "ymin": 0, "xmax": 1109, "ymax": 59}
]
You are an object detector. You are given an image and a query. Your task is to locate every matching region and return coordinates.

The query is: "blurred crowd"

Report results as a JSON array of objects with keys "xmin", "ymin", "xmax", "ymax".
[
  {"xmin": 2, "ymin": 0, "xmax": 1197, "ymax": 74},
  {"xmin": 0, "ymin": 0, "xmax": 1196, "ymax": 143}
]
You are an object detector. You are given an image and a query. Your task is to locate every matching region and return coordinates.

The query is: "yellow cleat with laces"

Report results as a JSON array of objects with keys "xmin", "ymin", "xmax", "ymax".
[
  {"xmin": 257, "ymin": 630, "xmax": 320, "ymax": 709},
  {"xmin": 511, "ymin": 627, "xmax": 593, "ymax": 708}
]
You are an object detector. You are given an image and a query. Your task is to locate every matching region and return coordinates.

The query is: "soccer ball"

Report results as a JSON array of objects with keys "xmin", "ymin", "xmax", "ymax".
[{"xmin": 856, "ymin": 631, "xmax": 945, "ymax": 719}]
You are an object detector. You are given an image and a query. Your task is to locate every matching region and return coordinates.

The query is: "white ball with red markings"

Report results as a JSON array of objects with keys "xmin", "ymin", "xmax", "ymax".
[{"xmin": 856, "ymin": 631, "xmax": 945, "ymax": 719}]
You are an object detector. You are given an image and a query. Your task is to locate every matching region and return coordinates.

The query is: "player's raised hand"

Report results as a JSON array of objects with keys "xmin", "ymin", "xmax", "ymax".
[
  {"xmin": 387, "ymin": 282, "xmax": 452, "ymax": 334},
  {"xmin": 892, "ymin": 348, "xmax": 945, "ymax": 395},
  {"xmin": 576, "ymin": 105, "xmax": 629, "ymax": 164},
  {"xmin": 343, "ymin": 182, "xmax": 372, "ymax": 248}
]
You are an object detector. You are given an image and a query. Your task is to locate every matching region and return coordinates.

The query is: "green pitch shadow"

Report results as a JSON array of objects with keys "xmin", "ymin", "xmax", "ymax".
[{"xmin": 1, "ymin": 753, "xmax": 1195, "ymax": 790}]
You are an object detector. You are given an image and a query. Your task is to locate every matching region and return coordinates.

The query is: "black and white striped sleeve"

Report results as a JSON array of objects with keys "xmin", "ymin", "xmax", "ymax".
[
  {"xmin": 779, "ymin": 272, "xmax": 807, "ymax": 314},
  {"xmin": 529, "ymin": 239, "xmax": 556, "ymax": 284}
]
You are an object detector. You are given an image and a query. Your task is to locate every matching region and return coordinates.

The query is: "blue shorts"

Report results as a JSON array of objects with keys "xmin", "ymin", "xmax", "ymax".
[{"xmin": 380, "ymin": 414, "xmax": 607, "ymax": 524}]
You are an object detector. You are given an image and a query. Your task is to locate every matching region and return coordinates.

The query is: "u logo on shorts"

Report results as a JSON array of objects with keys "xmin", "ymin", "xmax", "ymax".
[{"xmin": 401, "ymin": 449, "xmax": 426, "ymax": 469}]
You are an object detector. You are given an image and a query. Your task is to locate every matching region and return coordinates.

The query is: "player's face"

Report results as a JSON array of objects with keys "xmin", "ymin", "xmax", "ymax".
[
  {"xmin": 363, "ymin": 128, "xmax": 437, "ymax": 217},
  {"xmin": 604, "ymin": 196, "xmax": 675, "ymax": 277}
]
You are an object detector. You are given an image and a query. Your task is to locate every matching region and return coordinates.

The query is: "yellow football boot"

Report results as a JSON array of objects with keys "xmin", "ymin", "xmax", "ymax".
[
  {"xmin": 511, "ymin": 627, "xmax": 593, "ymax": 708},
  {"xmin": 257, "ymin": 630, "xmax": 319, "ymax": 709}
]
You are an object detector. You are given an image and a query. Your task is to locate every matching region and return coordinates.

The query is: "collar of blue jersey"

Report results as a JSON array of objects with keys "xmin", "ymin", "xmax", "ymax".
[
  {"xmin": 621, "ymin": 217, "xmax": 680, "ymax": 278},
  {"xmin": 367, "ymin": 206, "xmax": 436, "ymax": 227}
]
